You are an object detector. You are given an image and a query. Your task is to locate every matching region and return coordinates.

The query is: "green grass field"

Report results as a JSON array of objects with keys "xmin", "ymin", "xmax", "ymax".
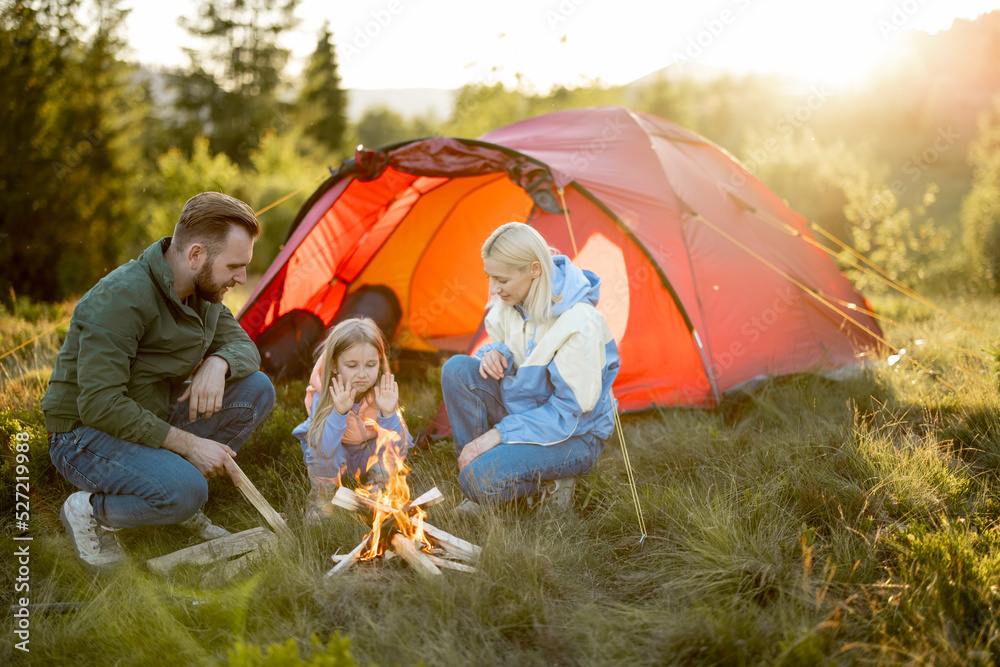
[{"xmin": 2, "ymin": 293, "xmax": 999, "ymax": 665}]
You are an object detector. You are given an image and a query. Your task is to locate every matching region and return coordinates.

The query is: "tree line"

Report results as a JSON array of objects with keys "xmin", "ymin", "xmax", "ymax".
[{"xmin": 3, "ymin": 0, "xmax": 1000, "ymax": 304}]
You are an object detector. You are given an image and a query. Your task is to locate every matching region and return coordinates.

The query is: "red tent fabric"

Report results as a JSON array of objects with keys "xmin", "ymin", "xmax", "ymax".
[{"xmin": 238, "ymin": 106, "xmax": 882, "ymax": 411}]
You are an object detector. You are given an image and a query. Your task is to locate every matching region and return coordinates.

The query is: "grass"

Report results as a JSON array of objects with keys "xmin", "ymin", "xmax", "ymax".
[{"xmin": 3, "ymin": 294, "xmax": 1000, "ymax": 665}]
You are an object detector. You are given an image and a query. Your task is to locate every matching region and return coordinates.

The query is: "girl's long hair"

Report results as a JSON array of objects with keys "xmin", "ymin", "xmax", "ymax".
[
  {"xmin": 307, "ymin": 317, "xmax": 391, "ymax": 450},
  {"xmin": 481, "ymin": 222, "xmax": 557, "ymax": 322}
]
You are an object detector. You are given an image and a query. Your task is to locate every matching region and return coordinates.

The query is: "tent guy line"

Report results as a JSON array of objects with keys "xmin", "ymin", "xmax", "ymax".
[{"xmin": 558, "ymin": 185, "xmax": 647, "ymax": 543}]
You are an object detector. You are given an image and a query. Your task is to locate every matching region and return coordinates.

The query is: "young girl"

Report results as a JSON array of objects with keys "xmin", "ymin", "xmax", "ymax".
[{"xmin": 292, "ymin": 317, "xmax": 412, "ymax": 522}]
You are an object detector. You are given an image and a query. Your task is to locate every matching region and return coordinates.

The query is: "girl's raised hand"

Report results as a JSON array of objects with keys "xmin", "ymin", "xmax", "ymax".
[
  {"xmin": 329, "ymin": 374, "xmax": 355, "ymax": 415},
  {"xmin": 373, "ymin": 372, "xmax": 398, "ymax": 417}
]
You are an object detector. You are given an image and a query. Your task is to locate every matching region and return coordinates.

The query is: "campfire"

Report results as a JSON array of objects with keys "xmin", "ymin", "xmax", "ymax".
[{"xmin": 324, "ymin": 421, "xmax": 481, "ymax": 577}]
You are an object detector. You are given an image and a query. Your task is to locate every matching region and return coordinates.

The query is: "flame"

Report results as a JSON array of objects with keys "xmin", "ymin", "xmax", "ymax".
[{"xmin": 356, "ymin": 419, "xmax": 428, "ymax": 560}]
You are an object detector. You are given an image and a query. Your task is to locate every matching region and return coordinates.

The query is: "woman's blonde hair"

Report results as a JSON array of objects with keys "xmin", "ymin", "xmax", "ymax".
[
  {"xmin": 482, "ymin": 222, "xmax": 557, "ymax": 322},
  {"xmin": 307, "ymin": 317, "xmax": 391, "ymax": 449}
]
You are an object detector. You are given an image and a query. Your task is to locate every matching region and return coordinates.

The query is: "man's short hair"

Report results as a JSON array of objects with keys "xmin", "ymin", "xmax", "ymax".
[{"xmin": 173, "ymin": 192, "xmax": 260, "ymax": 259}]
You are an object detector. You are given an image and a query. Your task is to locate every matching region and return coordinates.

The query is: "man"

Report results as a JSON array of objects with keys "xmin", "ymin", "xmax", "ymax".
[{"xmin": 42, "ymin": 192, "xmax": 275, "ymax": 572}]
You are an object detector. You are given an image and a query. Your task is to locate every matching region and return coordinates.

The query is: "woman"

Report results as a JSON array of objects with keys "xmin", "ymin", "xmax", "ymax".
[{"xmin": 441, "ymin": 222, "xmax": 620, "ymax": 510}]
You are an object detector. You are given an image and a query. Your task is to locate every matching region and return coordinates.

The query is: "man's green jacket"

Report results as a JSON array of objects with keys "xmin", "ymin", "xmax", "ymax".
[{"xmin": 42, "ymin": 238, "xmax": 261, "ymax": 448}]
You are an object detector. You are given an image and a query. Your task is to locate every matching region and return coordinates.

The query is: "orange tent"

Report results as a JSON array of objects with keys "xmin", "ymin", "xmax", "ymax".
[{"xmin": 238, "ymin": 106, "xmax": 882, "ymax": 410}]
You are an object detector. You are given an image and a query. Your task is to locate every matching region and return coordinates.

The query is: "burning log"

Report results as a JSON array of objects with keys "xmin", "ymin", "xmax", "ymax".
[
  {"xmin": 332, "ymin": 485, "xmax": 443, "ymax": 515},
  {"xmin": 424, "ymin": 553, "xmax": 476, "ymax": 573},
  {"xmin": 391, "ymin": 535, "xmax": 441, "ymax": 577},
  {"xmin": 421, "ymin": 522, "xmax": 482, "ymax": 563},
  {"xmin": 324, "ymin": 419, "xmax": 480, "ymax": 577},
  {"xmin": 324, "ymin": 485, "xmax": 480, "ymax": 577}
]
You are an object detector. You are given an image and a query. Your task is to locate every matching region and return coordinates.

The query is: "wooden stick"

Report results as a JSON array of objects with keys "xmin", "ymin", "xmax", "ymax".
[
  {"xmin": 332, "ymin": 486, "xmax": 395, "ymax": 514},
  {"xmin": 326, "ymin": 496, "xmax": 409, "ymax": 575},
  {"xmin": 325, "ymin": 536, "xmax": 372, "ymax": 577},
  {"xmin": 231, "ymin": 460, "xmax": 294, "ymax": 540},
  {"xmin": 147, "ymin": 527, "xmax": 275, "ymax": 575},
  {"xmin": 391, "ymin": 535, "xmax": 441, "ymax": 577},
  {"xmin": 332, "ymin": 486, "xmax": 443, "ymax": 516},
  {"xmin": 422, "ymin": 522, "xmax": 482, "ymax": 563},
  {"xmin": 200, "ymin": 551, "xmax": 258, "ymax": 586},
  {"xmin": 425, "ymin": 554, "xmax": 476, "ymax": 573},
  {"xmin": 409, "ymin": 487, "xmax": 445, "ymax": 509},
  {"xmin": 326, "ymin": 487, "xmax": 447, "ymax": 576}
]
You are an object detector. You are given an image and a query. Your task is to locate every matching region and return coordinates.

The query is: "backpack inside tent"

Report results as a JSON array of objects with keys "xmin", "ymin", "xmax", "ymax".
[{"xmin": 238, "ymin": 106, "xmax": 883, "ymax": 412}]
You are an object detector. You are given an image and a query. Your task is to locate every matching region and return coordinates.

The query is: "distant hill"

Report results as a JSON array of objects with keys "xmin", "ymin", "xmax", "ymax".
[
  {"xmin": 626, "ymin": 61, "xmax": 729, "ymax": 89},
  {"xmin": 347, "ymin": 88, "xmax": 456, "ymax": 122}
]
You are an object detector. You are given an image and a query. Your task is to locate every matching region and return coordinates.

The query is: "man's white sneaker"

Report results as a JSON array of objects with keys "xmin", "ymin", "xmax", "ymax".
[
  {"xmin": 179, "ymin": 511, "xmax": 232, "ymax": 540},
  {"xmin": 60, "ymin": 491, "xmax": 126, "ymax": 573}
]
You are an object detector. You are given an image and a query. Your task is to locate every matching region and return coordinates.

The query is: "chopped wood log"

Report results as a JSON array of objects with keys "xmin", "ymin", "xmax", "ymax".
[
  {"xmin": 200, "ymin": 551, "xmax": 259, "ymax": 587},
  {"xmin": 422, "ymin": 522, "xmax": 482, "ymax": 563},
  {"xmin": 325, "ymin": 536, "xmax": 372, "ymax": 577},
  {"xmin": 231, "ymin": 460, "xmax": 294, "ymax": 540},
  {"xmin": 425, "ymin": 554, "xmax": 476, "ymax": 573},
  {"xmin": 326, "ymin": 486, "xmax": 478, "ymax": 576},
  {"xmin": 390, "ymin": 535, "xmax": 441, "ymax": 577},
  {"xmin": 408, "ymin": 487, "xmax": 445, "ymax": 509},
  {"xmin": 147, "ymin": 527, "xmax": 275, "ymax": 575},
  {"xmin": 332, "ymin": 486, "xmax": 394, "ymax": 514},
  {"xmin": 326, "ymin": 495, "xmax": 415, "ymax": 576},
  {"xmin": 333, "ymin": 486, "xmax": 443, "ymax": 516}
]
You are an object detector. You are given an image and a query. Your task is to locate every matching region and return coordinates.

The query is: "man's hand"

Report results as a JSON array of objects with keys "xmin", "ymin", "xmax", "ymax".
[
  {"xmin": 178, "ymin": 355, "xmax": 229, "ymax": 421},
  {"xmin": 479, "ymin": 350, "xmax": 508, "ymax": 380},
  {"xmin": 457, "ymin": 428, "xmax": 502, "ymax": 472},
  {"xmin": 163, "ymin": 427, "xmax": 241, "ymax": 486}
]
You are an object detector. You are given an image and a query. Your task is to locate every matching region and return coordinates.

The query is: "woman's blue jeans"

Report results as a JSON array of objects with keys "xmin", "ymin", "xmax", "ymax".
[
  {"xmin": 48, "ymin": 371, "xmax": 275, "ymax": 529},
  {"xmin": 441, "ymin": 355, "xmax": 604, "ymax": 504}
]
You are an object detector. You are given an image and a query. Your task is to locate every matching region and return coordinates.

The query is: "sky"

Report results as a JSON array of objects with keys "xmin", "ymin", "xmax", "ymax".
[{"xmin": 121, "ymin": 0, "xmax": 1000, "ymax": 91}]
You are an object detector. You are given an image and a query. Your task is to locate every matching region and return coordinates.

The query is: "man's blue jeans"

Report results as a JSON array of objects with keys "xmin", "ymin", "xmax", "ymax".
[
  {"xmin": 48, "ymin": 371, "xmax": 275, "ymax": 529},
  {"xmin": 441, "ymin": 355, "xmax": 604, "ymax": 504}
]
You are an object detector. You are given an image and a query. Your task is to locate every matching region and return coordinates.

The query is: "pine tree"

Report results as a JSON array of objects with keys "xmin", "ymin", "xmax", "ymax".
[
  {"xmin": 173, "ymin": 0, "xmax": 299, "ymax": 165},
  {"xmin": 297, "ymin": 22, "xmax": 346, "ymax": 157},
  {"xmin": 0, "ymin": 0, "xmax": 149, "ymax": 301}
]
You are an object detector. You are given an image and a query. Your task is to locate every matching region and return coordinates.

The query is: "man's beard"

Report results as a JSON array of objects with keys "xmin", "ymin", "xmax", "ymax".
[{"xmin": 193, "ymin": 260, "xmax": 230, "ymax": 303}]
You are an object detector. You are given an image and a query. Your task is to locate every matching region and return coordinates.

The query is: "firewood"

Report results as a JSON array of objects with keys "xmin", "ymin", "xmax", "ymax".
[
  {"xmin": 147, "ymin": 527, "xmax": 275, "ymax": 574},
  {"xmin": 333, "ymin": 486, "xmax": 443, "ymax": 515},
  {"xmin": 200, "ymin": 550, "xmax": 262, "ymax": 586},
  {"xmin": 422, "ymin": 522, "xmax": 482, "ymax": 563},
  {"xmin": 326, "ymin": 499, "xmax": 411, "ymax": 576},
  {"xmin": 425, "ymin": 554, "xmax": 476, "ymax": 573},
  {"xmin": 332, "ymin": 486, "xmax": 394, "ymax": 514},
  {"xmin": 408, "ymin": 487, "xmax": 445, "ymax": 509},
  {"xmin": 326, "ymin": 486, "xmax": 477, "ymax": 576},
  {"xmin": 325, "ymin": 536, "xmax": 371, "ymax": 577},
  {"xmin": 231, "ymin": 460, "xmax": 294, "ymax": 540},
  {"xmin": 390, "ymin": 535, "xmax": 441, "ymax": 577}
]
